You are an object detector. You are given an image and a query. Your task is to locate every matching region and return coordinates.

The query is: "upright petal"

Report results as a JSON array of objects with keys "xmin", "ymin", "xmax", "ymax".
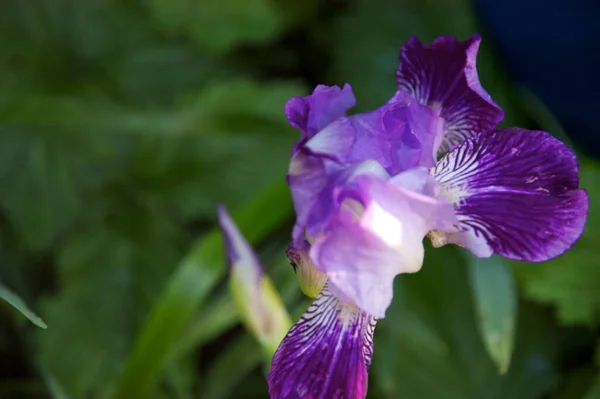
[
  {"xmin": 268, "ymin": 283, "xmax": 377, "ymax": 399},
  {"xmin": 311, "ymin": 171, "xmax": 456, "ymax": 318},
  {"xmin": 217, "ymin": 206, "xmax": 291, "ymax": 353},
  {"xmin": 286, "ymin": 84, "xmax": 356, "ymax": 152},
  {"xmin": 430, "ymin": 128, "xmax": 589, "ymax": 262},
  {"xmin": 395, "ymin": 35, "xmax": 504, "ymax": 153},
  {"xmin": 305, "ymin": 94, "xmax": 444, "ymax": 173}
]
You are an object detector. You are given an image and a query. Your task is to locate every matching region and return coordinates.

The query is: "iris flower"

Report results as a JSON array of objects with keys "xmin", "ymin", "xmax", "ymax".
[{"xmin": 267, "ymin": 34, "xmax": 588, "ymax": 399}]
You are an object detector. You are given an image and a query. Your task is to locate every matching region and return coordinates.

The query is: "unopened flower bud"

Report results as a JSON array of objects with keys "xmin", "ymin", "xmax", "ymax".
[{"xmin": 218, "ymin": 205, "xmax": 291, "ymax": 357}]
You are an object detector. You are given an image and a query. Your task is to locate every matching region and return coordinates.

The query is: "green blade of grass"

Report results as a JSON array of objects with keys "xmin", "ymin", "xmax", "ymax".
[
  {"xmin": 113, "ymin": 181, "xmax": 292, "ymax": 399},
  {"xmin": 0, "ymin": 283, "xmax": 47, "ymax": 329}
]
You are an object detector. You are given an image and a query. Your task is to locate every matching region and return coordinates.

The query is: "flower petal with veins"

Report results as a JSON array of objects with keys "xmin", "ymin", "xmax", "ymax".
[
  {"xmin": 430, "ymin": 128, "xmax": 589, "ymax": 262},
  {"xmin": 395, "ymin": 34, "xmax": 504, "ymax": 153},
  {"xmin": 268, "ymin": 283, "xmax": 376, "ymax": 399}
]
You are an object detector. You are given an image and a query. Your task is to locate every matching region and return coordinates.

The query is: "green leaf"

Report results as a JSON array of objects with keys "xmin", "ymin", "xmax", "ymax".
[
  {"xmin": 39, "ymin": 366, "xmax": 72, "ymax": 399},
  {"xmin": 0, "ymin": 283, "xmax": 47, "ymax": 328},
  {"xmin": 0, "ymin": 132, "xmax": 84, "ymax": 251},
  {"xmin": 468, "ymin": 256, "xmax": 517, "ymax": 374},
  {"xmin": 373, "ymin": 245, "xmax": 560, "ymax": 399},
  {"xmin": 549, "ymin": 366, "xmax": 597, "ymax": 399},
  {"xmin": 113, "ymin": 180, "xmax": 293, "ymax": 399},
  {"xmin": 126, "ymin": 80, "xmax": 302, "ymax": 220},
  {"xmin": 513, "ymin": 161, "xmax": 600, "ymax": 325},
  {"xmin": 107, "ymin": 43, "xmax": 237, "ymax": 107},
  {"xmin": 585, "ymin": 380, "xmax": 600, "ymax": 399},
  {"xmin": 173, "ymin": 291, "xmax": 240, "ymax": 360},
  {"xmin": 37, "ymin": 218, "xmax": 182, "ymax": 397},
  {"xmin": 201, "ymin": 334, "xmax": 263, "ymax": 399},
  {"xmin": 147, "ymin": 0, "xmax": 285, "ymax": 53}
]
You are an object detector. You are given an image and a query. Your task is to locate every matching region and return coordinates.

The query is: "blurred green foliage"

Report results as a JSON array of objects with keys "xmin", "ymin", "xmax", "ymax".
[{"xmin": 0, "ymin": 0, "xmax": 598, "ymax": 398}]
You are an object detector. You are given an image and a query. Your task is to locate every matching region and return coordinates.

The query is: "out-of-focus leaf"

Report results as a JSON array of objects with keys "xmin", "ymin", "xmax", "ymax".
[
  {"xmin": 108, "ymin": 44, "xmax": 237, "ymax": 107},
  {"xmin": 113, "ymin": 181, "xmax": 293, "ymax": 399},
  {"xmin": 585, "ymin": 380, "xmax": 600, "ymax": 399},
  {"xmin": 38, "ymin": 219, "xmax": 181, "ymax": 398},
  {"xmin": 173, "ymin": 291, "xmax": 239, "ymax": 359},
  {"xmin": 550, "ymin": 367, "xmax": 597, "ymax": 399},
  {"xmin": 468, "ymin": 256, "xmax": 517, "ymax": 374},
  {"xmin": 373, "ymin": 245, "xmax": 560, "ymax": 399},
  {"xmin": 164, "ymin": 356, "xmax": 195, "ymax": 399},
  {"xmin": 127, "ymin": 80, "xmax": 302, "ymax": 220},
  {"xmin": 0, "ymin": 283, "xmax": 47, "ymax": 329},
  {"xmin": 0, "ymin": 80, "xmax": 302, "ymax": 228},
  {"xmin": 580, "ymin": 338, "xmax": 600, "ymax": 399},
  {"xmin": 0, "ymin": 0, "xmax": 155, "ymax": 97},
  {"xmin": 201, "ymin": 334, "xmax": 262, "ymax": 399},
  {"xmin": 513, "ymin": 161, "xmax": 600, "ymax": 325},
  {"xmin": 1, "ymin": 80, "xmax": 302, "ymax": 137},
  {"xmin": 39, "ymin": 366, "xmax": 71, "ymax": 399},
  {"xmin": 148, "ymin": 0, "xmax": 285, "ymax": 53},
  {"xmin": 0, "ymin": 132, "xmax": 84, "ymax": 251}
]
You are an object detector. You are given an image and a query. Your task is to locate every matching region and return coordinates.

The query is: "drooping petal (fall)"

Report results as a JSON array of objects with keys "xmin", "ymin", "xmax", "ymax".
[
  {"xmin": 268, "ymin": 283, "xmax": 377, "ymax": 399},
  {"xmin": 430, "ymin": 128, "xmax": 589, "ymax": 262},
  {"xmin": 395, "ymin": 34, "xmax": 504, "ymax": 153}
]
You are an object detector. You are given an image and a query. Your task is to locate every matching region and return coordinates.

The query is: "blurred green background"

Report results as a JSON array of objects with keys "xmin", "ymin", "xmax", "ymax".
[{"xmin": 0, "ymin": 0, "xmax": 598, "ymax": 398}]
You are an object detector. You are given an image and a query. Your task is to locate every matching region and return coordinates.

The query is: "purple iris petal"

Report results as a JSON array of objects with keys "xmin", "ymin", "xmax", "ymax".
[
  {"xmin": 268, "ymin": 283, "xmax": 376, "ymax": 399},
  {"xmin": 431, "ymin": 128, "xmax": 589, "ymax": 262},
  {"xmin": 305, "ymin": 92, "xmax": 443, "ymax": 173},
  {"xmin": 311, "ymin": 171, "xmax": 456, "ymax": 318},
  {"xmin": 285, "ymin": 84, "xmax": 356, "ymax": 153},
  {"xmin": 288, "ymin": 153, "xmax": 389, "ymax": 247},
  {"xmin": 287, "ymin": 147, "xmax": 339, "ymax": 245},
  {"xmin": 395, "ymin": 34, "xmax": 504, "ymax": 153},
  {"xmin": 287, "ymin": 97, "xmax": 446, "ymax": 246}
]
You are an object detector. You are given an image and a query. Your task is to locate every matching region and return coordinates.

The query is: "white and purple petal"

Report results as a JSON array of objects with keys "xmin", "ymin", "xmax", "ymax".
[
  {"xmin": 285, "ymin": 84, "xmax": 356, "ymax": 153},
  {"xmin": 431, "ymin": 128, "xmax": 589, "ymax": 262},
  {"xmin": 288, "ymin": 153, "xmax": 389, "ymax": 247},
  {"xmin": 311, "ymin": 171, "xmax": 456, "ymax": 318},
  {"xmin": 268, "ymin": 283, "xmax": 377, "ymax": 399},
  {"xmin": 395, "ymin": 34, "xmax": 504, "ymax": 153}
]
